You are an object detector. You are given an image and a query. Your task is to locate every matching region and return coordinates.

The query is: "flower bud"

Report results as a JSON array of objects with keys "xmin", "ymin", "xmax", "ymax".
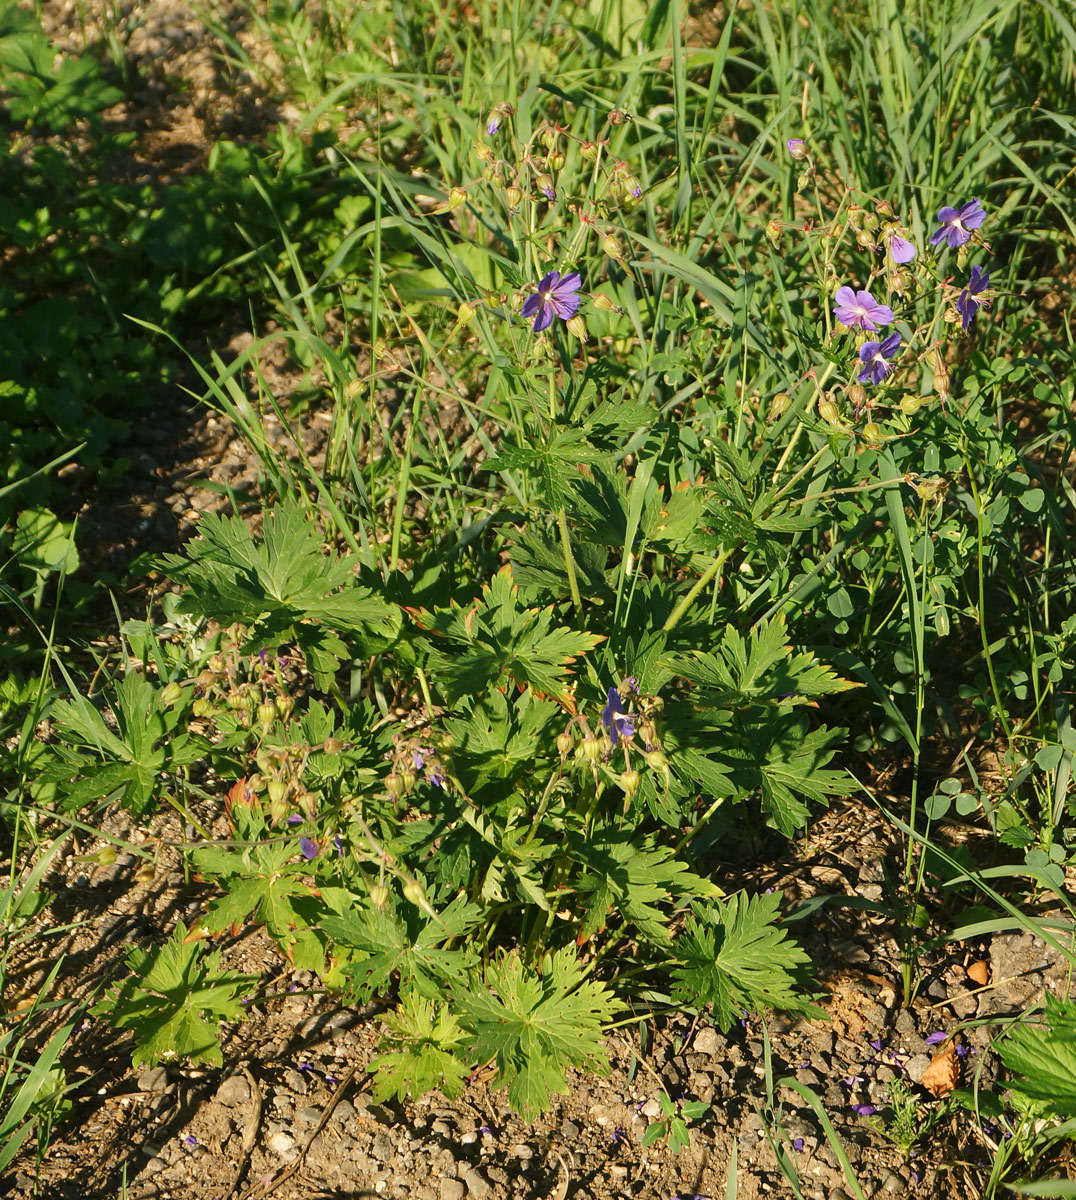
[
  {"xmin": 505, "ymin": 185, "xmax": 522, "ymax": 209},
  {"xmin": 608, "ymin": 109, "xmax": 627, "ymax": 125},
  {"xmin": 645, "ymin": 748, "xmax": 668, "ymax": 770},
  {"xmin": 601, "ymin": 234, "xmax": 623, "ymax": 260},
  {"xmin": 297, "ymin": 791, "xmax": 318, "ymax": 818},
  {"xmin": 929, "ymin": 348, "xmax": 950, "ymax": 398},
  {"xmin": 322, "ymin": 737, "xmax": 344, "ymax": 755},
  {"xmin": 900, "ymin": 396, "xmax": 925, "ymax": 415},
  {"xmin": 875, "ymin": 199, "xmax": 895, "ymax": 218},
  {"xmin": 766, "ymin": 218, "xmax": 781, "ymax": 246},
  {"xmin": 620, "ymin": 769, "xmax": 640, "ymax": 794},
  {"xmin": 862, "ymin": 213, "xmax": 879, "ymax": 231},
  {"xmin": 481, "ymin": 166, "xmax": 495, "ymax": 182},
  {"xmin": 796, "ymin": 169, "xmax": 811, "ymax": 192},
  {"xmin": 267, "ymin": 779, "xmax": 288, "ymax": 805},
  {"xmin": 456, "ymin": 300, "xmax": 477, "ymax": 325},
  {"xmin": 96, "ymin": 844, "xmax": 117, "ymax": 865},
  {"xmin": 448, "ymin": 186, "xmax": 467, "ymax": 209},
  {"xmin": 540, "ymin": 126, "xmax": 558, "ymax": 149},
  {"xmin": 548, "ymin": 151, "xmax": 565, "ymax": 171},
  {"xmin": 769, "ymin": 392, "xmax": 791, "ymax": 419},
  {"xmin": 208, "ymin": 655, "xmax": 226, "ymax": 673},
  {"xmin": 400, "ymin": 768, "xmax": 417, "ymax": 793},
  {"xmin": 856, "ymin": 229, "xmax": 875, "ymax": 249},
  {"xmin": 861, "ymin": 422, "xmax": 885, "ymax": 446},
  {"xmin": 818, "ymin": 399, "xmax": 842, "ymax": 426},
  {"xmin": 580, "ymin": 140, "xmax": 599, "ymax": 160},
  {"xmin": 847, "ymin": 383, "xmax": 867, "ymax": 410},
  {"xmin": 370, "ymin": 883, "xmax": 390, "ymax": 910},
  {"xmin": 226, "ymin": 691, "xmax": 245, "ymax": 711},
  {"xmin": 402, "ymin": 879, "xmax": 426, "ymax": 908},
  {"xmin": 246, "ymin": 773, "xmax": 264, "ymax": 793},
  {"xmin": 556, "ymin": 732, "xmax": 573, "ymax": 757},
  {"xmin": 257, "ymin": 702, "xmax": 277, "ymax": 731},
  {"xmin": 786, "ymin": 137, "xmax": 808, "ymax": 159},
  {"xmin": 566, "ymin": 315, "xmax": 588, "ymax": 342},
  {"xmin": 135, "ymin": 864, "xmax": 156, "ymax": 884},
  {"xmin": 275, "ymin": 694, "xmax": 294, "ymax": 719},
  {"xmin": 161, "ymin": 681, "xmax": 184, "ymax": 707},
  {"xmin": 535, "ymin": 174, "xmax": 556, "ymax": 201},
  {"xmin": 576, "ymin": 737, "xmax": 603, "ymax": 763},
  {"xmin": 269, "ymin": 796, "xmax": 289, "ymax": 825},
  {"xmin": 385, "ymin": 772, "xmax": 405, "ymax": 798}
]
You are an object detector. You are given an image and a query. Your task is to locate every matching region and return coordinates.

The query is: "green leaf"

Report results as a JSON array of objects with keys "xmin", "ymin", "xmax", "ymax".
[
  {"xmin": 368, "ymin": 990, "xmax": 470, "ymax": 1104},
  {"xmin": 91, "ymin": 923, "xmax": 255, "ymax": 1068},
  {"xmin": 670, "ymin": 892, "xmax": 820, "ymax": 1029},
  {"xmin": 458, "ymin": 947, "xmax": 618, "ymax": 1120},
  {"xmin": 1001, "ymin": 996, "xmax": 1076, "ymax": 1117}
]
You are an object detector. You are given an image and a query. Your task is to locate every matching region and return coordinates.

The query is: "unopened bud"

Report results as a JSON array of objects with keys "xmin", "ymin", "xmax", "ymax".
[
  {"xmin": 592, "ymin": 292, "xmax": 619, "ymax": 311},
  {"xmin": 900, "ymin": 396, "xmax": 925, "ymax": 415},
  {"xmin": 556, "ymin": 732, "xmax": 573, "ymax": 756},
  {"xmin": 856, "ymin": 229, "xmax": 875, "ymax": 248},
  {"xmin": 540, "ymin": 126, "xmax": 558, "ymax": 149},
  {"xmin": 208, "ymin": 655, "xmax": 226, "ymax": 673},
  {"xmin": 505, "ymin": 185, "xmax": 522, "ymax": 209},
  {"xmin": 226, "ymin": 691, "xmax": 245, "ymax": 711},
  {"xmin": 96, "ymin": 844, "xmax": 117, "ymax": 865},
  {"xmin": 457, "ymin": 300, "xmax": 477, "ymax": 325},
  {"xmin": 535, "ymin": 174, "xmax": 556, "ymax": 201},
  {"xmin": 386, "ymin": 772, "xmax": 405, "ymax": 798},
  {"xmin": 875, "ymin": 199, "xmax": 895, "ymax": 218},
  {"xmin": 645, "ymin": 748, "xmax": 668, "ymax": 770},
  {"xmin": 566, "ymin": 314, "xmax": 588, "ymax": 342},
  {"xmin": 402, "ymin": 879, "xmax": 426, "ymax": 908},
  {"xmin": 608, "ymin": 109, "xmax": 629, "ymax": 125},
  {"xmin": 861, "ymin": 422, "xmax": 885, "ymax": 446},
  {"xmin": 601, "ymin": 234, "xmax": 623, "ymax": 260},
  {"xmin": 257, "ymin": 702, "xmax": 277, "ymax": 731},
  {"xmin": 322, "ymin": 737, "xmax": 344, "ymax": 755},
  {"xmin": 370, "ymin": 884, "xmax": 390, "ymax": 910},
  {"xmin": 267, "ymin": 779, "xmax": 288, "ymax": 805},
  {"xmin": 297, "ymin": 791, "xmax": 318, "ymax": 819},
  {"xmin": 848, "ymin": 383, "xmax": 867, "ymax": 409},
  {"xmin": 275, "ymin": 694, "xmax": 294, "ymax": 719},
  {"xmin": 135, "ymin": 864, "xmax": 156, "ymax": 884},
  {"xmin": 576, "ymin": 737, "xmax": 603, "ymax": 763},
  {"xmin": 796, "ymin": 169, "xmax": 811, "ymax": 192},
  {"xmin": 448, "ymin": 186, "xmax": 467, "ymax": 209},
  {"xmin": 548, "ymin": 151, "xmax": 565, "ymax": 171},
  {"xmin": 891, "ymin": 269, "xmax": 911, "ymax": 298},
  {"xmin": 862, "ymin": 213, "xmax": 879, "ymax": 231},
  {"xmin": 269, "ymin": 797, "xmax": 289, "ymax": 825},
  {"xmin": 580, "ymin": 140, "xmax": 599, "ymax": 160},
  {"xmin": 161, "ymin": 681, "xmax": 184, "ymax": 706},
  {"xmin": 766, "ymin": 218, "xmax": 782, "ymax": 246},
  {"xmin": 474, "ymin": 139, "xmax": 494, "ymax": 163},
  {"xmin": 818, "ymin": 400, "xmax": 842, "ymax": 426},
  {"xmin": 620, "ymin": 769, "xmax": 640, "ymax": 794},
  {"xmin": 770, "ymin": 392, "xmax": 791, "ymax": 419}
]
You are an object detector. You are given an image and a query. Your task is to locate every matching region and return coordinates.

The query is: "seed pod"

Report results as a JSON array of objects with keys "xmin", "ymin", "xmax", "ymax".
[
  {"xmin": 267, "ymin": 779, "xmax": 288, "ymax": 805},
  {"xmin": 275, "ymin": 694, "xmax": 294, "ymax": 719},
  {"xmin": 556, "ymin": 732, "xmax": 573, "ymax": 756},
  {"xmin": 402, "ymin": 879, "xmax": 426, "ymax": 908},
  {"xmin": 457, "ymin": 300, "xmax": 477, "ymax": 325},
  {"xmin": 620, "ymin": 769, "xmax": 640, "ymax": 794},
  {"xmin": 322, "ymin": 737, "xmax": 344, "ymax": 755},
  {"xmin": 161, "ymin": 681, "xmax": 184, "ymax": 706},
  {"xmin": 370, "ymin": 884, "xmax": 390, "ymax": 910},
  {"xmin": 580, "ymin": 140, "xmax": 599, "ymax": 160},
  {"xmin": 257, "ymin": 702, "xmax": 277, "ymax": 731},
  {"xmin": 645, "ymin": 748, "xmax": 668, "ymax": 770},
  {"xmin": 385, "ymin": 773, "xmax": 405, "ymax": 798},
  {"xmin": 769, "ymin": 392, "xmax": 791, "ymax": 420},
  {"xmin": 848, "ymin": 383, "xmax": 867, "ymax": 410},
  {"xmin": 505, "ymin": 185, "xmax": 522, "ymax": 209}
]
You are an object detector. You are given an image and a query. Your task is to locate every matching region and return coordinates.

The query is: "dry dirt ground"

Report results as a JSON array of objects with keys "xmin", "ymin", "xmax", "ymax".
[{"xmin": 10, "ymin": 3, "xmax": 1076, "ymax": 1198}]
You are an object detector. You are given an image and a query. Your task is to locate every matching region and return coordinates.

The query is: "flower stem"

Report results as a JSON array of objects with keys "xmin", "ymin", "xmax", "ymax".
[{"xmin": 662, "ymin": 546, "xmax": 734, "ymax": 633}]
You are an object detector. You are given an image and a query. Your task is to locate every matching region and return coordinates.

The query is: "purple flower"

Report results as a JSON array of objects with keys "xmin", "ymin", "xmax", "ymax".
[
  {"xmin": 300, "ymin": 837, "xmax": 319, "ymax": 861},
  {"xmin": 833, "ymin": 286, "xmax": 894, "ymax": 331},
  {"xmin": 183, "ymin": 1135, "xmax": 198, "ymax": 1148},
  {"xmin": 851, "ymin": 1104, "xmax": 877, "ymax": 1116},
  {"xmin": 889, "ymin": 234, "xmax": 917, "ymax": 264},
  {"xmin": 869, "ymin": 1038, "xmax": 884, "ymax": 1052},
  {"xmin": 610, "ymin": 1128, "xmax": 625, "ymax": 1144},
  {"xmin": 412, "ymin": 750, "xmax": 425, "ymax": 770},
  {"xmin": 925, "ymin": 1030, "xmax": 947, "ymax": 1045},
  {"xmin": 334, "ymin": 835, "xmax": 344, "ymax": 856},
  {"xmin": 793, "ymin": 1137, "xmax": 804, "ymax": 1151},
  {"xmin": 298, "ymin": 1062, "xmax": 314, "ymax": 1072},
  {"xmin": 601, "ymin": 688, "xmax": 635, "ymax": 745},
  {"xmin": 521, "ymin": 271, "xmax": 582, "ymax": 333},
  {"xmin": 930, "ymin": 198, "xmax": 986, "ymax": 248},
  {"xmin": 857, "ymin": 331, "xmax": 902, "ymax": 385},
  {"xmin": 956, "ymin": 264, "xmax": 990, "ymax": 330},
  {"xmin": 285, "ymin": 813, "xmax": 303, "ymax": 825},
  {"xmin": 786, "ymin": 138, "xmax": 807, "ymax": 159}
]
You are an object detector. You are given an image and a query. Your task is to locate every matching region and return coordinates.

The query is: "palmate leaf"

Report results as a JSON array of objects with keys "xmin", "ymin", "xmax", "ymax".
[
  {"xmin": 670, "ymin": 893, "xmax": 821, "ymax": 1030},
  {"xmin": 569, "ymin": 831, "xmax": 719, "ymax": 945},
  {"xmin": 458, "ymin": 947, "xmax": 618, "ymax": 1120},
  {"xmin": 1001, "ymin": 996, "xmax": 1076, "ymax": 1116},
  {"xmin": 487, "ymin": 425, "xmax": 603, "ymax": 510},
  {"xmin": 323, "ymin": 892, "xmax": 481, "ymax": 1004},
  {"xmin": 91, "ymin": 923, "xmax": 255, "ymax": 1068},
  {"xmin": 368, "ymin": 990, "xmax": 470, "ymax": 1104},
  {"xmin": 415, "ymin": 566, "xmax": 602, "ymax": 703}
]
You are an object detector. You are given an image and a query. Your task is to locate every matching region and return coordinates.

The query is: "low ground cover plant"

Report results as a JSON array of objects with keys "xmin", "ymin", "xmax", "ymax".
[{"xmin": 2, "ymin": 0, "xmax": 1075, "ymax": 1192}]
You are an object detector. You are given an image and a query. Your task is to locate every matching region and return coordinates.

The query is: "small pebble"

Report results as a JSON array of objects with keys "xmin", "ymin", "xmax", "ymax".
[
  {"xmin": 141, "ymin": 1158, "xmax": 168, "ymax": 1176},
  {"xmin": 296, "ymin": 1106, "xmax": 322, "ymax": 1125},
  {"xmin": 509, "ymin": 1144, "xmax": 533, "ymax": 1159},
  {"xmin": 137, "ymin": 1067, "xmax": 170, "ymax": 1093},
  {"xmin": 693, "ymin": 1027, "xmax": 723, "ymax": 1056},
  {"xmin": 214, "ymin": 1075, "xmax": 250, "ymax": 1107},
  {"xmin": 439, "ymin": 1179, "xmax": 465, "ymax": 1200},
  {"xmin": 462, "ymin": 1168, "xmax": 492, "ymax": 1199},
  {"xmin": 269, "ymin": 1131, "xmax": 295, "ymax": 1156}
]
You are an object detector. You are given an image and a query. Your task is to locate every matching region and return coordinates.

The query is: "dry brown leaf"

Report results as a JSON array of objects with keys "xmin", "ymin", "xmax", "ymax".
[
  {"xmin": 921, "ymin": 1043, "xmax": 960, "ymax": 1098},
  {"xmin": 966, "ymin": 960, "xmax": 989, "ymax": 987}
]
